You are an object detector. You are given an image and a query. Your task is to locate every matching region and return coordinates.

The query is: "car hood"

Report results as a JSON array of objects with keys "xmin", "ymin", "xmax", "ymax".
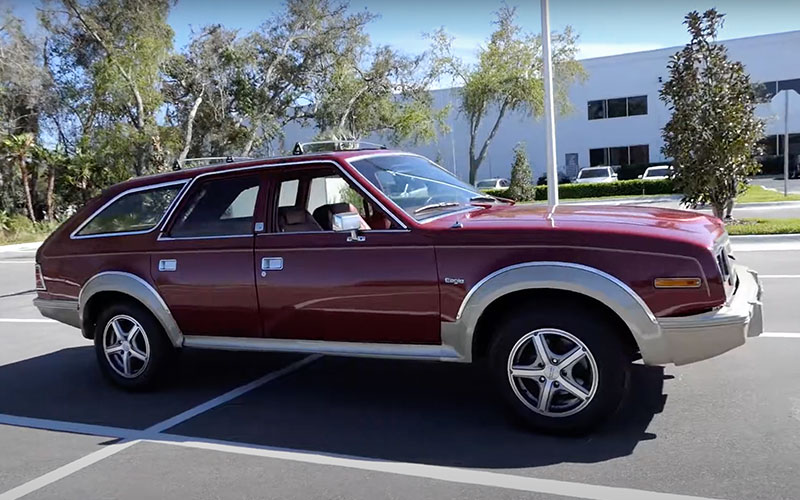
[{"xmin": 433, "ymin": 203, "xmax": 726, "ymax": 248}]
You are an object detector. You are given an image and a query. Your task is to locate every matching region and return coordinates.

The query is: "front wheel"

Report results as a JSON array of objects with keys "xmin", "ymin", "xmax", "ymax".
[
  {"xmin": 93, "ymin": 301, "xmax": 173, "ymax": 391},
  {"xmin": 488, "ymin": 302, "xmax": 630, "ymax": 435}
]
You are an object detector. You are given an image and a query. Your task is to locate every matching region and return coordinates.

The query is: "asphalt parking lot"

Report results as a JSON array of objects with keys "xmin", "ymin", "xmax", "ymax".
[{"xmin": 0, "ymin": 239, "xmax": 798, "ymax": 500}]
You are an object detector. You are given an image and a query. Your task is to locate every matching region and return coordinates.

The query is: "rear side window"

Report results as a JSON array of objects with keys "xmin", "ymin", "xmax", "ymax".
[
  {"xmin": 169, "ymin": 175, "xmax": 260, "ymax": 238},
  {"xmin": 76, "ymin": 184, "xmax": 183, "ymax": 237}
]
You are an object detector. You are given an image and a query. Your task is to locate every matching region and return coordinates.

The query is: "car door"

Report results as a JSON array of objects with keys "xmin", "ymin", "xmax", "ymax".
[
  {"xmin": 254, "ymin": 163, "xmax": 440, "ymax": 344},
  {"xmin": 151, "ymin": 170, "xmax": 266, "ymax": 338}
]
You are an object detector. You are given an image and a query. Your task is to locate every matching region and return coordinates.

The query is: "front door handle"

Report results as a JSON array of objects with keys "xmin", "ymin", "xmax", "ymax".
[{"xmin": 261, "ymin": 257, "xmax": 283, "ymax": 271}]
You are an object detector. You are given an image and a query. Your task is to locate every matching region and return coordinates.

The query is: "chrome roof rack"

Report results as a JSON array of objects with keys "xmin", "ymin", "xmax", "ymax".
[
  {"xmin": 292, "ymin": 140, "xmax": 386, "ymax": 156},
  {"xmin": 172, "ymin": 156, "xmax": 251, "ymax": 171}
]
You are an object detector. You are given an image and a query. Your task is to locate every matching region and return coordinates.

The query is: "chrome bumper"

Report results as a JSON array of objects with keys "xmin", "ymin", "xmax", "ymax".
[
  {"xmin": 32, "ymin": 298, "xmax": 81, "ymax": 329},
  {"xmin": 649, "ymin": 265, "xmax": 763, "ymax": 366}
]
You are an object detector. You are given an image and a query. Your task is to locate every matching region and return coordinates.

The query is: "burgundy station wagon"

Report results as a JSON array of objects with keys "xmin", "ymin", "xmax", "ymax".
[{"xmin": 34, "ymin": 144, "xmax": 763, "ymax": 434}]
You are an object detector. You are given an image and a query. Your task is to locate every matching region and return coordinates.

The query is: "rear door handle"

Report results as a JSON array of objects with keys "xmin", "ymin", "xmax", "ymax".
[
  {"xmin": 158, "ymin": 259, "xmax": 177, "ymax": 272},
  {"xmin": 261, "ymin": 257, "xmax": 283, "ymax": 271}
]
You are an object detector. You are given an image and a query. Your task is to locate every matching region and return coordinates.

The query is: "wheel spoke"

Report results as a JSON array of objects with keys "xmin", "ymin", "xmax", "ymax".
[
  {"xmin": 111, "ymin": 320, "xmax": 125, "ymax": 342},
  {"xmin": 538, "ymin": 380, "xmax": 554, "ymax": 412},
  {"xmin": 129, "ymin": 346, "xmax": 147, "ymax": 362},
  {"xmin": 531, "ymin": 333, "xmax": 553, "ymax": 366},
  {"xmin": 105, "ymin": 344, "xmax": 123, "ymax": 355},
  {"xmin": 559, "ymin": 346, "xmax": 586, "ymax": 370},
  {"xmin": 127, "ymin": 325, "xmax": 140, "ymax": 343},
  {"xmin": 510, "ymin": 365, "xmax": 545, "ymax": 379},
  {"xmin": 558, "ymin": 376, "xmax": 589, "ymax": 401},
  {"xmin": 122, "ymin": 351, "xmax": 131, "ymax": 376}
]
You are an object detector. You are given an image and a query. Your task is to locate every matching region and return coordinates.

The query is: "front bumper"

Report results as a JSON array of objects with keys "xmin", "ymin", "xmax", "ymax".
[{"xmin": 650, "ymin": 264, "xmax": 763, "ymax": 366}]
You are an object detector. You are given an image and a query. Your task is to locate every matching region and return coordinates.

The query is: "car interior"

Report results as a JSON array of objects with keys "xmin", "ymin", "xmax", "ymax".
[{"xmin": 275, "ymin": 168, "xmax": 396, "ymax": 233}]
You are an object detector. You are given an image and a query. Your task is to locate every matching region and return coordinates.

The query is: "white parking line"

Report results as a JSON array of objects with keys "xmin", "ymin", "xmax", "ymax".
[
  {"xmin": 0, "ymin": 260, "xmax": 35, "ymax": 264},
  {"xmin": 761, "ymin": 332, "xmax": 800, "ymax": 338},
  {"xmin": 0, "ymin": 414, "xmax": 718, "ymax": 500},
  {"xmin": 0, "ymin": 354, "xmax": 320, "ymax": 500},
  {"xmin": 759, "ymin": 275, "xmax": 800, "ymax": 278},
  {"xmin": 0, "ymin": 318, "xmax": 56, "ymax": 323}
]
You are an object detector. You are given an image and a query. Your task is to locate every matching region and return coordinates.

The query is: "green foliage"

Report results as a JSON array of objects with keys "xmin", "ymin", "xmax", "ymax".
[
  {"xmin": 485, "ymin": 179, "xmax": 675, "ymax": 201},
  {"xmin": 725, "ymin": 218, "xmax": 800, "ymax": 236},
  {"xmin": 430, "ymin": 6, "xmax": 584, "ymax": 184},
  {"xmin": 505, "ymin": 143, "xmax": 535, "ymax": 201},
  {"xmin": 660, "ymin": 9, "xmax": 764, "ymax": 218}
]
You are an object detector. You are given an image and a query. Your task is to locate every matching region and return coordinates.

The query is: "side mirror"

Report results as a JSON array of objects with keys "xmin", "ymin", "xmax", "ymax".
[{"xmin": 332, "ymin": 212, "xmax": 365, "ymax": 242}]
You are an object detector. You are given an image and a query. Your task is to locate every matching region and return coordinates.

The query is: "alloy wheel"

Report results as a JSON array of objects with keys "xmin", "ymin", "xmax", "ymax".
[
  {"xmin": 102, "ymin": 314, "xmax": 151, "ymax": 379},
  {"xmin": 507, "ymin": 328, "xmax": 599, "ymax": 418}
]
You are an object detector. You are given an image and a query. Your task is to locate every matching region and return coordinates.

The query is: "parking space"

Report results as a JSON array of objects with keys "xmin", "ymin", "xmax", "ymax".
[{"xmin": 0, "ymin": 243, "xmax": 799, "ymax": 500}]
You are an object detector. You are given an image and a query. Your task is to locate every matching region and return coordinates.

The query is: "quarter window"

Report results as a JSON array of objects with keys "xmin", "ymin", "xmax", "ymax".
[
  {"xmin": 76, "ymin": 184, "xmax": 182, "ymax": 237},
  {"xmin": 169, "ymin": 175, "xmax": 260, "ymax": 238}
]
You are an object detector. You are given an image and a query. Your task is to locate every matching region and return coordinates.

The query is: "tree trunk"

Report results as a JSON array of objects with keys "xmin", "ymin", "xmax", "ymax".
[
  {"xmin": 18, "ymin": 159, "xmax": 36, "ymax": 221},
  {"xmin": 135, "ymin": 146, "xmax": 147, "ymax": 176},
  {"xmin": 724, "ymin": 198, "xmax": 734, "ymax": 219},
  {"xmin": 711, "ymin": 202, "xmax": 725, "ymax": 220},
  {"xmin": 46, "ymin": 165, "xmax": 56, "ymax": 222},
  {"xmin": 178, "ymin": 96, "xmax": 203, "ymax": 163}
]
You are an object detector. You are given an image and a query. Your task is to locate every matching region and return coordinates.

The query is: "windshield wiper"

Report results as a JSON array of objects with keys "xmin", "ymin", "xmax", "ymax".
[
  {"xmin": 414, "ymin": 202, "xmax": 461, "ymax": 214},
  {"xmin": 470, "ymin": 195, "xmax": 513, "ymax": 204}
]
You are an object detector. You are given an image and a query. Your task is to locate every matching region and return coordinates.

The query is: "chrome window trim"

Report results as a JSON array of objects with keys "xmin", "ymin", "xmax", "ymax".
[
  {"xmin": 256, "ymin": 229, "xmax": 411, "ymax": 237},
  {"xmin": 70, "ymin": 180, "xmax": 189, "ymax": 240},
  {"xmin": 159, "ymin": 159, "xmax": 408, "ymax": 234},
  {"xmin": 455, "ymin": 261, "xmax": 657, "ymax": 322},
  {"xmin": 157, "ymin": 233, "xmax": 254, "ymax": 242}
]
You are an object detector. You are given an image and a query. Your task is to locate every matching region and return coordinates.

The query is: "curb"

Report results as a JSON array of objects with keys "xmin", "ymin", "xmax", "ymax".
[
  {"xmin": 729, "ymin": 234, "xmax": 800, "ymax": 242},
  {"xmin": 0, "ymin": 241, "xmax": 43, "ymax": 253}
]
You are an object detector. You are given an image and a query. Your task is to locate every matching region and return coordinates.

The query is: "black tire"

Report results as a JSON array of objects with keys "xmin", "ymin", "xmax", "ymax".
[
  {"xmin": 93, "ymin": 300, "xmax": 173, "ymax": 391},
  {"xmin": 488, "ymin": 299, "xmax": 630, "ymax": 435}
]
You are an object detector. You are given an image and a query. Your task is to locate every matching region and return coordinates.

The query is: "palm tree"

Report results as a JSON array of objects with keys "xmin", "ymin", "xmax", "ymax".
[{"xmin": 1, "ymin": 133, "xmax": 37, "ymax": 221}]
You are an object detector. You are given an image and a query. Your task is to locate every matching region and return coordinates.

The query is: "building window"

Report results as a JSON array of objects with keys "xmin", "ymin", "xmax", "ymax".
[
  {"xmin": 589, "ymin": 145, "xmax": 650, "ymax": 167},
  {"xmin": 589, "ymin": 148, "xmax": 607, "ymax": 166},
  {"xmin": 587, "ymin": 95, "xmax": 648, "ymax": 120},
  {"xmin": 756, "ymin": 78, "xmax": 800, "ymax": 101},
  {"xmin": 627, "ymin": 96, "xmax": 648, "ymax": 116},
  {"xmin": 588, "ymin": 100, "xmax": 605, "ymax": 120}
]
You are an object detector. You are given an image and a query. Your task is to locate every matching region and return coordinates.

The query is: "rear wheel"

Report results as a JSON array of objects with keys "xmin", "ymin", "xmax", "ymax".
[
  {"xmin": 93, "ymin": 301, "xmax": 173, "ymax": 390},
  {"xmin": 488, "ymin": 301, "xmax": 630, "ymax": 434}
]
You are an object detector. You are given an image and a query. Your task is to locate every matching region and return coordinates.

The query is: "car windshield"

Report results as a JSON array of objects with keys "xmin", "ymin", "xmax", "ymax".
[
  {"xmin": 349, "ymin": 154, "xmax": 484, "ymax": 221},
  {"xmin": 644, "ymin": 167, "xmax": 670, "ymax": 178},
  {"xmin": 579, "ymin": 168, "xmax": 610, "ymax": 179},
  {"xmin": 476, "ymin": 180, "xmax": 496, "ymax": 188}
]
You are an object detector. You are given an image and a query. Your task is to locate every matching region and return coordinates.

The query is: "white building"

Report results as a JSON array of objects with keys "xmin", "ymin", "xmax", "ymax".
[{"xmin": 285, "ymin": 30, "xmax": 800, "ymax": 182}]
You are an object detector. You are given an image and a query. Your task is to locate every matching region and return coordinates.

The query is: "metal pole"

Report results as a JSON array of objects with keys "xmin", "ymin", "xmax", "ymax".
[
  {"xmin": 540, "ymin": 0, "xmax": 558, "ymax": 208},
  {"xmin": 785, "ymin": 91, "xmax": 790, "ymax": 197}
]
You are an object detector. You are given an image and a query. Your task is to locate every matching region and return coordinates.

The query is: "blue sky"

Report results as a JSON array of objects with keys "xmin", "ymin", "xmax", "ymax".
[{"xmin": 5, "ymin": 0, "xmax": 800, "ymax": 61}]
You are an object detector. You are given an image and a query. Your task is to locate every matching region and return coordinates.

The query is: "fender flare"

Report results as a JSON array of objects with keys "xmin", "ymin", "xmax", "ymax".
[
  {"xmin": 78, "ymin": 271, "xmax": 183, "ymax": 347},
  {"xmin": 440, "ymin": 262, "xmax": 664, "ymax": 363}
]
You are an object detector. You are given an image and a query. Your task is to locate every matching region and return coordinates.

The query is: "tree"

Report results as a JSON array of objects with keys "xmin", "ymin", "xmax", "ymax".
[
  {"xmin": 0, "ymin": 133, "xmax": 37, "ymax": 221},
  {"xmin": 431, "ymin": 6, "xmax": 583, "ymax": 184},
  {"xmin": 505, "ymin": 142, "xmax": 535, "ymax": 201},
  {"xmin": 660, "ymin": 9, "xmax": 764, "ymax": 219},
  {"xmin": 40, "ymin": 0, "xmax": 174, "ymax": 175},
  {"xmin": 311, "ymin": 45, "xmax": 448, "ymax": 144}
]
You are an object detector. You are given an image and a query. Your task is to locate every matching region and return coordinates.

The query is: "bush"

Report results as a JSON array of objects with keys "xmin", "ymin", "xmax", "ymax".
[
  {"xmin": 487, "ymin": 179, "xmax": 675, "ymax": 201},
  {"xmin": 535, "ymin": 179, "xmax": 675, "ymax": 200},
  {"xmin": 505, "ymin": 143, "xmax": 536, "ymax": 202},
  {"xmin": 6, "ymin": 214, "xmax": 36, "ymax": 235}
]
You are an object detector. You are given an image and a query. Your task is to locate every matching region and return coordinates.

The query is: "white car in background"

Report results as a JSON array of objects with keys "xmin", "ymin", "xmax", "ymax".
[
  {"xmin": 575, "ymin": 166, "xmax": 617, "ymax": 184},
  {"xmin": 476, "ymin": 178, "xmax": 510, "ymax": 190},
  {"xmin": 639, "ymin": 166, "xmax": 673, "ymax": 180}
]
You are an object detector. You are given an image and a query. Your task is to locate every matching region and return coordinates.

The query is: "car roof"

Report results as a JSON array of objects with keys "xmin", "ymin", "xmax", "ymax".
[{"xmin": 580, "ymin": 166, "xmax": 611, "ymax": 170}]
